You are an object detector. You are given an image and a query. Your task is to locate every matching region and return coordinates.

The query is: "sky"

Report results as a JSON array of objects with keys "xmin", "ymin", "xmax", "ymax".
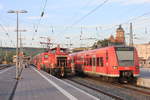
[{"xmin": 0, "ymin": 0, "xmax": 150, "ymax": 48}]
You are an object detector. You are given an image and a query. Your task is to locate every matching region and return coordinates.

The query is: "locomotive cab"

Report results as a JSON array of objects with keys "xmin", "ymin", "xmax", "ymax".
[
  {"xmin": 115, "ymin": 47, "xmax": 139, "ymax": 83},
  {"xmin": 57, "ymin": 56, "xmax": 67, "ymax": 67},
  {"xmin": 55, "ymin": 56, "xmax": 67, "ymax": 77}
]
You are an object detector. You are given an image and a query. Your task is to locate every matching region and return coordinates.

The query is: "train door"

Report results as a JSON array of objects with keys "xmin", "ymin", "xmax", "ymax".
[
  {"xmin": 81, "ymin": 56, "xmax": 84, "ymax": 71},
  {"xmin": 106, "ymin": 51, "xmax": 109, "ymax": 74},
  {"xmin": 92, "ymin": 56, "xmax": 96, "ymax": 73}
]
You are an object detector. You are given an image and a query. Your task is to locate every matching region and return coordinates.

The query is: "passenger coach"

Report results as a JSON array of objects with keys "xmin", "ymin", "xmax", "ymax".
[{"xmin": 69, "ymin": 46, "xmax": 140, "ymax": 82}]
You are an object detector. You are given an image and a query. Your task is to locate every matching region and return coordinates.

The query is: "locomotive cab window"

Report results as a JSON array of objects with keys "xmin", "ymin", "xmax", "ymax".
[
  {"xmin": 115, "ymin": 47, "xmax": 134, "ymax": 66},
  {"xmin": 44, "ymin": 55, "xmax": 49, "ymax": 59},
  {"xmin": 57, "ymin": 57, "xmax": 67, "ymax": 67}
]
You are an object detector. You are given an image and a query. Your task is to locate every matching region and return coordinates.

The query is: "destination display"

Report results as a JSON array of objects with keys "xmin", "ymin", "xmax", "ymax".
[{"xmin": 115, "ymin": 47, "xmax": 134, "ymax": 51}]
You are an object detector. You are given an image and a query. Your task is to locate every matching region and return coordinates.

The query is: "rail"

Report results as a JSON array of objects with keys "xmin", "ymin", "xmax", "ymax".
[
  {"xmin": 0, "ymin": 64, "xmax": 12, "ymax": 70},
  {"xmin": 66, "ymin": 78, "xmax": 123, "ymax": 100}
]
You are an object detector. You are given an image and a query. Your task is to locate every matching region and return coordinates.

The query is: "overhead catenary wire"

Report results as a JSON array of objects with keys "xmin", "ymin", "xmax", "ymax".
[
  {"xmin": 71, "ymin": 0, "xmax": 109, "ymax": 26},
  {"xmin": 34, "ymin": 0, "xmax": 48, "ymax": 33},
  {"xmin": 98, "ymin": 11, "xmax": 150, "ymax": 33},
  {"xmin": 31, "ymin": 0, "xmax": 48, "ymax": 46},
  {"xmin": 58, "ymin": 0, "xmax": 109, "ymax": 42},
  {"xmin": 0, "ymin": 22, "xmax": 16, "ymax": 47},
  {"xmin": 0, "ymin": 23, "xmax": 9, "ymax": 35}
]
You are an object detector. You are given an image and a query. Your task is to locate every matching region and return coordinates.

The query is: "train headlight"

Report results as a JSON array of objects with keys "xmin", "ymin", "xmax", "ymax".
[{"xmin": 113, "ymin": 66, "xmax": 118, "ymax": 69}]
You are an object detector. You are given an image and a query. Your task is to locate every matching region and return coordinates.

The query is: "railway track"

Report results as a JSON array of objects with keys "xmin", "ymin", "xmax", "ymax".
[
  {"xmin": 0, "ymin": 64, "xmax": 11, "ymax": 70},
  {"xmin": 115, "ymin": 83, "xmax": 150, "ymax": 96},
  {"xmin": 83, "ymin": 76, "xmax": 150, "ymax": 96},
  {"xmin": 65, "ymin": 77, "xmax": 150, "ymax": 100},
  {"xmin": 65, "ymin": 78, "xmax": 123, "ymax": 100}
]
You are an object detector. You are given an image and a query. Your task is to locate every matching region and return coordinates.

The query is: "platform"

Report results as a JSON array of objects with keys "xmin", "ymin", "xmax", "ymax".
[
  {"xmin": 137, "ymin": 68, "xmax": 150, "ymax": 88},
  {"xmin": 13, "ymin": 66, "xmax": 99, "ymax": 100},
  {"xmin": 0, "ymin": 66, "xmax": 17, "ymax": 100}
]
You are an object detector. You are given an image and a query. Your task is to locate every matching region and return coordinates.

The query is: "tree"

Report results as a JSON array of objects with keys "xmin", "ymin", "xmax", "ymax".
[{"xmin": 92, "ymin": 39, "xmax": 110, "ymax": 49}]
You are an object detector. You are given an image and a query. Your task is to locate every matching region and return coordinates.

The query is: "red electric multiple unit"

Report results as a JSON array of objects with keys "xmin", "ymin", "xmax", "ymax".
[
  {"xmin": 32, "ymin": 46, "xmax": 73, "ymax": 77},
  {"xmin": 68, "ymin": 46, "xmax": 140, "ymax": 82}
]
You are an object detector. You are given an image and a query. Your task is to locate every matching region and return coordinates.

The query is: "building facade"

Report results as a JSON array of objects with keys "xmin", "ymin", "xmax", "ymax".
[
  {"xmin": 134, "ymin": 43, "xmax": 150, "ymax": 68},
  {"xmin": 108, "ymin": 25, "xmax": 125, "ymax": 45}
]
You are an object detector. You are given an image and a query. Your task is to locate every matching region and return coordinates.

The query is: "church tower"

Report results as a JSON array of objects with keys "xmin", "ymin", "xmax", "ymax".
[{"xmin": 115, "ymin": 25, "xmax": 125, "ymax": 44}]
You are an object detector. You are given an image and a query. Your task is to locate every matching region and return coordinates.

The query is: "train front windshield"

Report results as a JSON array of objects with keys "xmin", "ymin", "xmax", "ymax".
[{"xmin": 115, "ymin": 47, "xmax": 134, "ymax": 66}]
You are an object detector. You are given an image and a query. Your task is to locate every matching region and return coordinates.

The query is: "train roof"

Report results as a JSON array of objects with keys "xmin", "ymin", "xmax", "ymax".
[
  {"xmin": 70, "ymin": 46, "xmax": 134, "ymax": 56},
  {"xmin": 51, "ymin": 47, "xmax": 67, "ymax": 51}
]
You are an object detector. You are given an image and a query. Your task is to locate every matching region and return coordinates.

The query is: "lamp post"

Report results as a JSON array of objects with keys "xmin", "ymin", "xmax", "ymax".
[{"xmin": 8, "ymin": 10, "xmax": 27, "ymax": 80}]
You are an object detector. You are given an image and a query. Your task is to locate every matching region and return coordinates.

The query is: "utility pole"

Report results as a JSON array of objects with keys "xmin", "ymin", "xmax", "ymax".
[
  {"xmin": 18, "ymin": 30, "xmax": 26, "ymax": 72},
  {"xmin": 129, "ymin": 23, "xmax": 133, "ymax": 46},
  {"xmin": 0, "ymin": 41, "xmax": 2, "ymax": 59},
  {"xmin": 18, "ymin": 30, "xmax": 26, "ymax": 52},
  {"xmin": 65, "ymin": 37, "xmax": 73, "ymax": 49},
  {"xmin": 8, "ymin": 10, "xmax": 27, "ymax": 80},
  {"xmin": 80, "ymin": 26, "xmax": 83, "ymax": 47}
]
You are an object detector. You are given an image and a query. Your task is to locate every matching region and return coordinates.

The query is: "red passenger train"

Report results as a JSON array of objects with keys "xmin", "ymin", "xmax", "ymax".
[
  {"xmin": 68, "ymin": 46, "xmax": 140, "ymax": 82},
  {"xmin": 32, "ymin": 46, "xmax": 73, "ymax": 77}
]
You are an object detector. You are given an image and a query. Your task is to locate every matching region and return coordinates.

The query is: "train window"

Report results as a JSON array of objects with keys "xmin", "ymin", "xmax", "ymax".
[
  {"xmin": 106, "ymin": 51, "xmax": 108, "ymax": 61},
  {"xmin": 51, "ymin": 50, "xmax": 56, "ymax": 53},
  {"xmin": 81, "ymin": 56, "xmax": 84, "ymax": 62},
  {"xmin": 90, "ymin": 58, "xmax": 92, "ymax": 66},
  {"xmin": 84, "ymin": 61, "xmax": 86, "ymax": 65},
  {"xmin": 115, "ymin": 47, "xmax": 134, "ymax": 66},
  {"xmin": 92, "ymin": 58, "xmax": 96, "ymax": 66},
  {"xmin": 72, "ymin": 58, "xmax": 74, "ymax": 63},
  {"xmin": 97, "ymin": 57, "xmax": 100, "ymax": 66},
  {"xmin": 87, "ymin": 58, "xmax": 90, "ymax": 66},
  {"xmin": 86, "ymin": 58, "xmax": 88, "ymax": 65},
  {"xmin": 84, "ymin": 58, "xmax": 87, "ymax": 66},
  {"xmin": 100, "ymin": 57, "xmax": 103, "ymax": 67}
]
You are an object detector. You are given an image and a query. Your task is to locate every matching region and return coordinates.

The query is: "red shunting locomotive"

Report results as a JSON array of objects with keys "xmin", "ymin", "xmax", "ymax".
[
  {"xmin": 32, "ymin": 46, "xmax": 73, "ymax": 77},
  {"xmin": 68, "ymin": 46, "xmax": 140, "ymax": 82}
]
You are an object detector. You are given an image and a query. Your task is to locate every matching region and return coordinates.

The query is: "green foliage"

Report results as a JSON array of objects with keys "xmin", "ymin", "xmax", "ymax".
[
  {"xmin": 92, "ymin": 39, "xmax": 110, "ymax": 49},
  {"xmin": 0, "ymin": 47, "xmax": 44, "ymax": 64},
  {"xmin": 0, "ymin": 50, "xmax": 16, "ymax": 64}
]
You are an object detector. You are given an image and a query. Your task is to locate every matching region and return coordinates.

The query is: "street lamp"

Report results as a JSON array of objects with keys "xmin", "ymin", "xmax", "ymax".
[{"xmin": 8, "ymin": 10, "xmax": 27, "ymax": 80}]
